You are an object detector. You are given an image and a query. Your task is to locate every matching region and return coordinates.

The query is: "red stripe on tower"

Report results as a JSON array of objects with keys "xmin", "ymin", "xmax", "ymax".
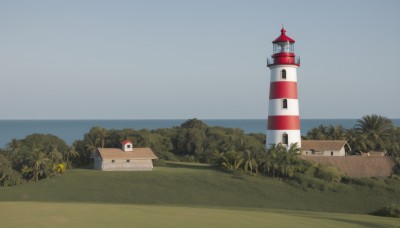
[
  {"xmin": 267, "ymin": 116, "xmax": 300, "ymax": 130},
  {"xmin": 269, "ymin": 81, "xmax": 298, "ymax": 99}
]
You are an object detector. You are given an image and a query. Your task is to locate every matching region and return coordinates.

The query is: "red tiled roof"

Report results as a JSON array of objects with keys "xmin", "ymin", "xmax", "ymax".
[{"xmin": 121, "ymin": 139, "xmax": 132, "ymax": 145}]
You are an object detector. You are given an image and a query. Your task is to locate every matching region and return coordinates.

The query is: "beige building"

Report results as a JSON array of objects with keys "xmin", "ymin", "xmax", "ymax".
[
  {"xmin": 301, "ymin": 140, "xmax": 347, "ymax": 156},
  {"xmin": 93, "ymin": 140, "xmax": 157, "ymax": 171}
]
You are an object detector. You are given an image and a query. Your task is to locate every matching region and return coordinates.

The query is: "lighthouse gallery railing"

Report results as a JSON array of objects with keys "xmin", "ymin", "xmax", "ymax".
[{"xmin": 267, "ymin": 56, "xmax": 300, "ymax": 66}]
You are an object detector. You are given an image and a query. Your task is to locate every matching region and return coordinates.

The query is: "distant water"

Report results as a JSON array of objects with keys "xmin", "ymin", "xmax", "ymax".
[{"xmin": 0, "ymin": 119, "xmax": 399, "ymax": 147}]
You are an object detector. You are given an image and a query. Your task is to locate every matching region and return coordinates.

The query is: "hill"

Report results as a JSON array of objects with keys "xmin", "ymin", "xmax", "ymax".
[{"xmin": 1, "ymin": 162, "xmax": 399, "ymax": 215}]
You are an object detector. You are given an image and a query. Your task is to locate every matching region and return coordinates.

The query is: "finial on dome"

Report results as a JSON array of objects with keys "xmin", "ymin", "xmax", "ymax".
[{"xmin": 281, "ymin": 25, "xmax": 286, "ymax": 34}]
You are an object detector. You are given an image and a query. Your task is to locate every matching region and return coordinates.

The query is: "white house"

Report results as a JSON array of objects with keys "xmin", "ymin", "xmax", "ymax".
[
  {"xmin": 93, "ymin": 140, "xmax": 158, "ymax": 171},
  {"xmin": 301, "ymin": 140, "xmax": 347, "ymax": 156}
]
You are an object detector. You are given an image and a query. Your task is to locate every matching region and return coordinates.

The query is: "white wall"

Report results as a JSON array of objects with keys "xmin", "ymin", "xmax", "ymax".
[
  {"xmin": 122, "ymin": 143, "xmax": 133, "ymax": 152},
  {"xmin": 269, "ymin": 66, "xmax": 298, "ymax": 82},
  {"xmin": 302, "ymin": 147, "xmax": 346, "ymax": 156},
  {"xmin": 101, "ymin": 159, "xmax": 154, "ymax": 171},
  {"xmin": 268, "ymin": 99, "xmax": 299, "ymax": 116},
  {"xmin": 322, "ymin": 147, "xmax": 346, "ymax": 156}
]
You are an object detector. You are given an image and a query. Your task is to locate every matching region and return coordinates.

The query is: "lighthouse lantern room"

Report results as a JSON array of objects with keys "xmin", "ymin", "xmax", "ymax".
[{"xmin": 266, "ymin": 27, "xmax": 301, "ymax": 149}]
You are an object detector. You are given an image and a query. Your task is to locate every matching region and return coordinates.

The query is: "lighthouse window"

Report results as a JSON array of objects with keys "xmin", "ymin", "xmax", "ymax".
[
  {"xmin": 282, "ymin": 99, "xmax": 288, "ymax": 109},
  {"xmin": 281, "ymin": 69, "xmax": 286, "ymax": 79},
  {"xmin": 282, "ymin": 133, "xmax": 288, "ymax": 145},
  {"xmin": 273, "ymin": 42, "xmax": 294, "ymax": 54}
]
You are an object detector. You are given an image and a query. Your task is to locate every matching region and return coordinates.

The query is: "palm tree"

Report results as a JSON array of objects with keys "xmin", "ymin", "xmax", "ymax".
[
  {"xmin": 326, "ymin": 125, "xmax": 346, "ymax": 140},
  {"xmin": 261, "ymin": 143, "xmax": 303, "ymax": 178},
  {"xmin": 242, "ymin": 149, "xmax": 258, "ymax": 174},
  {"xmin": 210, "ymin": 150, "xmax": 224, "ymax": 165},
  {"xmin": 85, "ymin": 134, "xmax": 98, "ymax": 155},
  {"xmin": 29, "ymin": 147, "xmax": 51, "ymax": 182},
  {"xmin": 386, "ymin": 127, "xmax": 400, "ymax": 158},
  {"xmin": 306, "ymin": 125, "xmax": 328, "ymax": 140},
  {"xmin": 96, "ymin": 127, "xmax": 108, "ymax": 148},
  {"xmin": 346, "ymin": 129, "xmax": 374, "ymax": 154},
  {"xmin": 280, "ymin": 143, "xmax": 302, "ymax": 177},
  {"xmin": 65, "ymin": 146, "xmax": 79, "ymax": 166},
  {"xmin": 355, "ymin": 115, "xmax": 395, "ymax": 151},
  {"xmin": 261, "ymin": 143, "xmax": 286, "ymax": 177},
  {"xmin": 0, "ymin": 155, "xmax": 21, "ymax": 186},
  {"xmin": 48, "ymin": 146, "xmax": 63, "ymax": 166},
  {"xmin": 6, "ymin": 139, "xmax": 22, "ymax": 170},
  {"xmin": 221, "ymin": 150, "xmax": 244, "ymax": 171}
]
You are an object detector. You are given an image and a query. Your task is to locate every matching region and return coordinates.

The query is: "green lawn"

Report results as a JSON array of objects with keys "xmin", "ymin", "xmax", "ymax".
[
  {"xmin": 0, "ymin": 202, "xmax": 398, "ymax": 228},
  {"xmin": 0, "ymin": 162, "xmax": 399, "ymax": 227}
]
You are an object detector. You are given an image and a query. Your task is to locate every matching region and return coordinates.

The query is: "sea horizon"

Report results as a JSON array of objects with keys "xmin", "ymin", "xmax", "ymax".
[{"xmin": 1, "ymin": 118, "xmax": 399, "ymax": 147}]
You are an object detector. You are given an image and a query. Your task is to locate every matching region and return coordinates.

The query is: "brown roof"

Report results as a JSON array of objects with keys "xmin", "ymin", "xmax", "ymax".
[
  {"xmin": 301, "ymin": 156, "xmax": 395, "ymax": 178},
  {"xmin": 97, "ymin": 147, "xmax": 157, "ymax": 160},
  {"xmin": 361, "ymin": 151, "xmax": 386, "ymax": 156},
  {"xmin": 301, "ymin": 140, "xmax": 347, "ymax": 151}
]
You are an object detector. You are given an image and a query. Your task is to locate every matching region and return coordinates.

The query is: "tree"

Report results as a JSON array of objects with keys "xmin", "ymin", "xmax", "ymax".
[
  {"xmin": 261, "ymin": 144, "xmax": 286, "ymax": 177},
  {"xmin": 261, "ymin": 143, "xmax": 303, "ymax": 178},
  {"xmin": 221, "ymin": 150, "xmax": 243, "ymax": 171},
  {"xmin": 48, "ymin": 146, "xmax": 63, "ymax": 167},
  {"xmin": 326, "ymin": 125, "xmax": 346, "ymax": 140},
  {"xmin": 28, "ymin": 147, "xmax": 51, "ymax": 182},
  {"xmin": 355, "ymin": 115, "xmax": 395, "ymax": 151},
  {"xmin": 346, "ymin": 128, "xmax": 373, "ymax": 154},
  {"xmin": 82, "ymin": 127, "xmax": 109, "ymax": 164},
  {"xmin": 0, "ymin": 154, "xmax": 21, "ymax": 186},
  {"xmin": 180, "ymin": 118, "xmax": 207, "ymax": 130},
  {"xmin": 306, "ymin": 125, "xmax": 328, "ymax": 140},
  {"xmin": 5, "ymin": 139, "xmax": 23, "ymax": 170},
  {"xmin": 65, "ymin": 145, "xmax": 79, "ymax": 167},
  {"xmin": 242, "ymin": 149, "xmax": 259, "ymax": 174}
]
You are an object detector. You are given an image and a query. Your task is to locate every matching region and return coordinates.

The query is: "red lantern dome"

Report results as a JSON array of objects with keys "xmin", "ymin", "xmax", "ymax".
[
  {"xmin": 267, "ymin": 27, "xmax": 300, "ymax": 66},
  {"xmin": 272, "ymin": 27, "xmax": 295, "ymax": 43}
]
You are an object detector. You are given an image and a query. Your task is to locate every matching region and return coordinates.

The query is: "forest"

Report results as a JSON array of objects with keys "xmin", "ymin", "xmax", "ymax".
[{"xmin": 0, "ymin": 114, "xmax": 399, "ymax": 187}]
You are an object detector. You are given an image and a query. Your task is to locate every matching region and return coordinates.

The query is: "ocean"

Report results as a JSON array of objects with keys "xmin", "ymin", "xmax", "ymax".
[{"xmin": 0, "ymin": 119, "xmax": 399, "ymax": 147}]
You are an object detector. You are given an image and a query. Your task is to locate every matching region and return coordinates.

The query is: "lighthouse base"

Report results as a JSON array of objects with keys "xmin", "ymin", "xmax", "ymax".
[{"xmin": 266, "ymin": 130, "xmax": 301, "ymax": 149}]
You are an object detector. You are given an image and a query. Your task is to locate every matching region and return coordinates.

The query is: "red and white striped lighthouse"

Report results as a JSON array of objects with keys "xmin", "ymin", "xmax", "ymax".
[{"xmin": 266, "ymin": 27, "xmax": 301, "ymax": 148}]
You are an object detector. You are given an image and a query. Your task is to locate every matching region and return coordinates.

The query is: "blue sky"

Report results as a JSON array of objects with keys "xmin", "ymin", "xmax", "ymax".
[{"xmin": 0, "ymin": 0, "xmax": 399, "ymax": 119}]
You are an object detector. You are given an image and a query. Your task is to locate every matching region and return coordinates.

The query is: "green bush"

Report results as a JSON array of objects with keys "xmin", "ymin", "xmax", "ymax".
[
  {"xmin": 291, "ymin": 173, "xmax": 329, "ymax": 191},
  {"xmin": 158, "ymin": 152, "xmax": 178, "ymax": 161},
  {"xmin": 372, "ymin": 203, "xmax": 400, "ymax": 218},
  {"xmin": 390, "ymin": 174, "xmax": 400, "ymax": 181},
  {"xmin": 182, "ymin": 155, "xmax": 197, "ymax": 163},
  {"xmin": 153, "ymin": 159, "xmax": 166, "ymax": 167},
  {"xmin": 315, "ymin": 165, "xmax": 344, "ymax": 183}
]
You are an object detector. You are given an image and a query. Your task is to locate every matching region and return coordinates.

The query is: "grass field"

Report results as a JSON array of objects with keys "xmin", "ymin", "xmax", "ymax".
[
  {"xmin": 0, "ymin": 162, "xmax": 399, "ymax": 226},
  {"xmin": 0, "ymin": 202, "xmax": 399, "ymax": 228}
]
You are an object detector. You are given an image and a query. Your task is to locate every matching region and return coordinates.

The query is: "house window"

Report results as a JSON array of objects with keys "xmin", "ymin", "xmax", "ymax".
[
  {"xmin": 311, "ymin": 150, "xmax": 315, "ymax": 155},
  {"xmin": 112, "ymin": 160, "xmax": 115, "ymax": 163},
  {"xmin": 281, "ymin": 69, "xmax": 286, "ymax": 79},
  {"xmin": 331, "ymin": 151, "xmax": 333, "ymax": 156},
  {"xmin": 127, "ymin": 159, "xmax": 130, "ymax": 163},
  {"xmin": 127, "ymin": 144, "xmax": 131, "ymax": 148},
  {"xmin": 282, "ymin": 99, "xmax": 288, "ymax": 109},
  {"xmin": 282, "ymin": 133, "xmax": 288, "ymax": 145}
]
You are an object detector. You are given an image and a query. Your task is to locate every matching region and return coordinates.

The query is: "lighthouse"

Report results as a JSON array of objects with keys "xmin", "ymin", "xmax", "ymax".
[{"xmin": 266, "ymin": 27, "xmax": 301, "ymax": 149}]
